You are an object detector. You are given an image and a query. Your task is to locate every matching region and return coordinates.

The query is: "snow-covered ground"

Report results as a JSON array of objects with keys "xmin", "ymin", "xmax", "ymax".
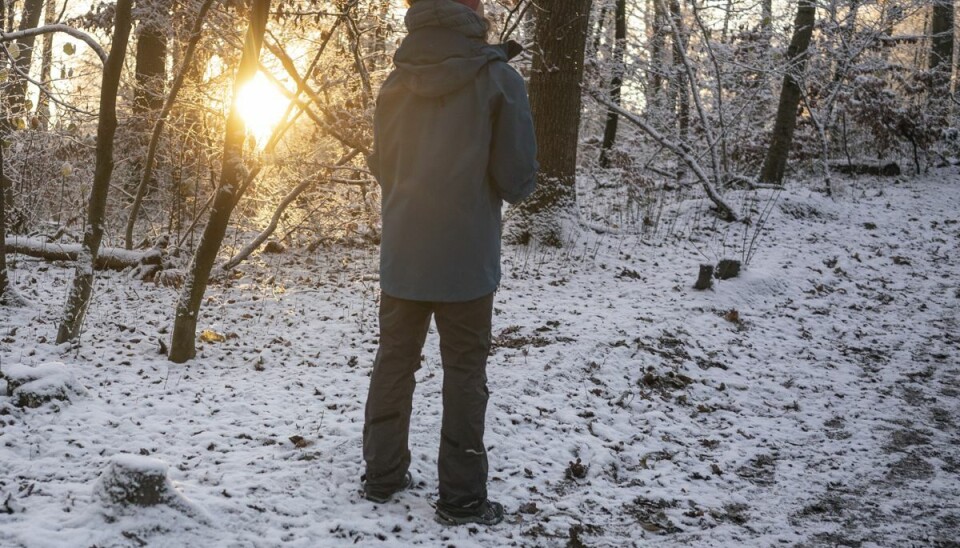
[{"xmin": 1, "ymin": 173, "xmax": 958, "ymax": 547}]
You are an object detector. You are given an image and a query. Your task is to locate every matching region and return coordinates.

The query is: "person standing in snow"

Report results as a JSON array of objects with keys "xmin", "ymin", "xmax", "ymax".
[{"xmin": 361, "ymin": 0, "xmax": 538, "ymax": 526}]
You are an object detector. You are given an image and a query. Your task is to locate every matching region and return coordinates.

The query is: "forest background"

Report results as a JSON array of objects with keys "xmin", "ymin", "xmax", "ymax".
[
  {"xmin": 0, "ymin": 0, "xmax": 954, "ymax": 340},
  {"xmin": 1, "ymin": 1, "xmax": 959, "ymax": 546}
]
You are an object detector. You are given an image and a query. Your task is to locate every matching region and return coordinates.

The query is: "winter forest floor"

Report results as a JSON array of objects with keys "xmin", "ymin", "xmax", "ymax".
[{"xmin": 1, "ymin": 172, "xmax": 959, "ymax": 547}]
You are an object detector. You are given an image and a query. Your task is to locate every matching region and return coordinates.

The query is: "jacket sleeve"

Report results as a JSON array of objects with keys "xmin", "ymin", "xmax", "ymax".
[{"xmin": 489, "ymin": 64, "xmax": 538, "ymax": 204}]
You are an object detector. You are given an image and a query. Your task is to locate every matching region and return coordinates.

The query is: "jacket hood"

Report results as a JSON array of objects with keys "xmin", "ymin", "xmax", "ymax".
[{"xmin": 394, "ymin": 0, "xmax": 520, "ymax": 98}]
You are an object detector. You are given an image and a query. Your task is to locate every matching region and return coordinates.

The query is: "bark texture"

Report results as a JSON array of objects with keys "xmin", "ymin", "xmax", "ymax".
[
  {"xmin": 134, "ymin": 0, "xmax": 168, "ymax": 113},
  {"xmin": 56, "ymin": 0, "xmax": 134, "ymax": 343},
  {"xmin": 507, "ymin": 0, "xmax": 592, "ymax": 247},
  {"xmin": 168, "ymin": 0, "xmax": 271, "ymax": 363},
  {"xmin": 758, "ymin": 0, "xmax": 816, "ymax": 185},
  {"xmin": 929, "ymin": 0, "xmax": 953, "ymax": 73}
]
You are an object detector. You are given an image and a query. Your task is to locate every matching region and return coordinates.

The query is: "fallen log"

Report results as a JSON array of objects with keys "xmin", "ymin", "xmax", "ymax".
[
  {"xmin": 828, "ymin": 160, "xmax": 901, "ymax": 177},
  {"xmin": 3, "ymin": 236, "xmax": 161, "ymax": 271}
]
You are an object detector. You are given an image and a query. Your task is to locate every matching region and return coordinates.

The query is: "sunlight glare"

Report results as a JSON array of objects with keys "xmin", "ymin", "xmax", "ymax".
[{"xmin": 236, "ymin": 72, "xmax": 289, "ymax": 147}]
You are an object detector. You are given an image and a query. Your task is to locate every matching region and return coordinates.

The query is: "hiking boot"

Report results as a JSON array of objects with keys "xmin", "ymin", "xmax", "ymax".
[
  {"xmin": 362, "ymin": 471, "xmax": 413, "ymax": 503},
  {"xmin": 435, "ymin": 499, "xmax": 504, "ymax": 526}
]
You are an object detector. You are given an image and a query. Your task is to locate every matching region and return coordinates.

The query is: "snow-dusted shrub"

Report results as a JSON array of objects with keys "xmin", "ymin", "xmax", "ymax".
[{"xmin": 844, "ymin": 74, "xmax": 944, "ymax": 164}]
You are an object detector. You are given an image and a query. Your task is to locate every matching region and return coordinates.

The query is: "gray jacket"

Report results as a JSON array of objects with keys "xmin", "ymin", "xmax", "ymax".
[{"xmin": 368, "ymin": 0, "xmax": 538, "ymax": 302}]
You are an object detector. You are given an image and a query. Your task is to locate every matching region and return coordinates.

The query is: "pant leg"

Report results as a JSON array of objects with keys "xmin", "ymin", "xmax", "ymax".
[
  {"xmin": 363, "ymin": 292, "xmax": 432, "ymax": 490},
  {"xmin": 433, "ymin": 292, "xmax": 494, "ymax": 510}
]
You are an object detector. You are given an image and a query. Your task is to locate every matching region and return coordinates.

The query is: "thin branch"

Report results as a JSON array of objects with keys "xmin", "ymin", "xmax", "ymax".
[
  {"xmin": 219, "ymin": 149, "xmax": 360, "ymax": 271},
  {"xmin": 656, "ymin": 0, "xmax": 723, "ymax": 189},
  {"xmin": 263, "ymin": 39, "xmax": 371, "ymax": 155},
  {"xmin": 500, "ymin": 0, "xmax": 533, "ymax": 43},
  {"xmin": 124, "ymin": 0, "xmax": 217, "ymax": 249},
  {"xmin": 688, "ymin": 0, "xmax": 729, "ymax": 176},
  {"xmin": 0, "ymin": 43, "xmax": 96, "ymax": 117}
]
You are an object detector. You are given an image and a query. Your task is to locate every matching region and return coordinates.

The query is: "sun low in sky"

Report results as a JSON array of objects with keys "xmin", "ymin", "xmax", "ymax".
[{"xmin": 235, "ymin": 71, "xmax": 289, "ymax": 147}]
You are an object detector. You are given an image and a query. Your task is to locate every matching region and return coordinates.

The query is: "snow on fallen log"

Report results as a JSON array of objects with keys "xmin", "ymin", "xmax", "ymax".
[{"xmin": 3, "ymin": 236, "xmax": 162, "ymax": 271}]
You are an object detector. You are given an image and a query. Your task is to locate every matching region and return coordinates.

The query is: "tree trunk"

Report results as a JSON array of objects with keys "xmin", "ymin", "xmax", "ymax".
[
  {"xmin": 55, "ymin": 0, "xmax": 134, "ymax": 343},
  {"xmin": 761, "ymin": 0, "xmax": 772, "ymax": 35},
  {"xmin": 0, "ymin": 125, "xmax": 9, "ymax": 302},
  {"xmin": 647, "ymin": 0, "xmax": 666, "ymax": 113},
  {"xmin": 133, "ymin": 0, "xmax": 168, "ymax": 113},
  {"xmin": 372, "ymin": 0, "xmax": 392, "ymax": 70},
  {"xmin": 506, "ymin": 0, "xmax": 592, "ymax": 247},
  {"xmin": 599, "ymin": 0, "xmax": 625, "ymax": 168},
  {"xmin": 125, "ymin": 0, "xmax": 215, "ymax": 250},
  {"xmin": 669, "ymin": 0, "xmax": 689, "ymax": 141},
  {"xmin": 168, "ymin": 0, "xmax": 271, "ymax": 363},
  {"xmin": 929, "ymin": 0, "xmax": 953, "ymax": 73},
  {"xmin": 2, "ymin": 0, "xmax": 44, "ymax": 133},
  {"xmin": 758, "ymin": 0, "xmax": 816, "ymax": 185},
  {"xmin": 35, "ymin": 0, "xmax": 56, "ymax": 128}
]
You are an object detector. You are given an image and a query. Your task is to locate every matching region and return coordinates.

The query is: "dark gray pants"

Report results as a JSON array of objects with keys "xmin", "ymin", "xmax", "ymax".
[{"xmin": 363, "ymin": 291, "xmax": 493, "ymax": 511}]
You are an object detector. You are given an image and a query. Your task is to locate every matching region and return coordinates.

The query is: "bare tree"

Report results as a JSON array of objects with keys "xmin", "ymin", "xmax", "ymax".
[
  {"xmin": 2, "ymin": 0, "xmax": 44, "ymax": 133},
  {"xmin": 34, "ymin": 0, "xmax": 56, "ymax": 127},
  {"xmin": 0, "ymin": 127, "xmax": 17, "ymax": 306},
  {"xmin": 507, "ymin": 0, "xmax": 593, "ymax": 246},
  {"xmin": 647, "ymin": 0, "xmax": 666, "ymax": 113},
  {"xmin": 598, "ymin": 0, "xmax": 625, "ymax": 168},
  {"xmin": 133, "ymin": 0, "xmax": 168, "ymax": 113},
  {"xmin": 56, "ymin": 0, "xmax": 134, "ymax": 343},
  {"xmin": 668, "ymin": 0, "xmax": 689, "ymax": 140},
  {"xmin": 169, "ymin": 0, "xmax": 272, "ymax": 363},
  {"xmin": 929, "ymin": 0, "xmax": 953, "ymax": 84},
  {"xmin": 125, "ymin": 0, "xmax": 216, "ymax": 250},
  {"xmin": 758, "ymin": 0, "xmax": 816, "ymax": 185}
]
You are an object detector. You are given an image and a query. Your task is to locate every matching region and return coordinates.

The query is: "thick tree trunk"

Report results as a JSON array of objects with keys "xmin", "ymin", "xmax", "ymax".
[
  {"xmin": 507, "ymin": 0, "xmax": 592, "ymax": 247},
  {"xmin": 758, "ymin": 0, "xmax": 816, "ymax": 185},
  {"xmin": 2, "ymin": 0, "xmax": 44, "ymax": 133},
  {"xmin": 55, "ymin": 0, "xmax": 134, "ymax": 343},
  {"xmin": 599, "ymin": 0, "xmax": 625, "ymax": 168},
  {"xmin": 929, "ymin": 0, "xmax": 953, "ymax": 72},
  {"xmin": 134, "ymin": 0, "xmax": 168, "ymax": 113},
  {"xmin": 168, "ymin": 0, "xmax": 271, "ymax": 363}
]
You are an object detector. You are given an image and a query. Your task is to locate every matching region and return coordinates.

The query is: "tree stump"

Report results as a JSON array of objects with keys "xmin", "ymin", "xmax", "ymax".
[
  {"xmin": 94, "ymin": 454, "xmax": 175, "ymax": 507},
  {"xmin": 694, "ymin": 264, "xmax": 714, "ymax": 290},
  {"xmin": 1, "ymin": 362, "xmax": 86, "ymax": 408},
  {"xmin": 716, "ymin": 259, "xmax": 741, "ymax": 280}
]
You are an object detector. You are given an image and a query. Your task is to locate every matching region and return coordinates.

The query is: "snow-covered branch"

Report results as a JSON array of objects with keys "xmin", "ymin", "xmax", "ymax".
[
  {"xmin": 0, "ymin": 24, "xmax": 107, "ymax": 64},
  {"xmin": 588, "ymin": 91, "xmax": 738, "ymax": 222}
]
